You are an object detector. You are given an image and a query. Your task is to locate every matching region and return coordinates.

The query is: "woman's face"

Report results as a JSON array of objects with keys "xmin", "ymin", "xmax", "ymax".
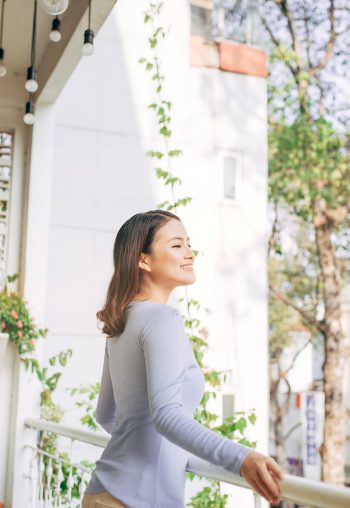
[{"xmin": 139, "ymin": 218, "xmax": 195, "ymax": 289}]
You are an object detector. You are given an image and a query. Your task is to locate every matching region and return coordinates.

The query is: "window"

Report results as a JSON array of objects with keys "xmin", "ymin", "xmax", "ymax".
[
  {"xmin": 190, "ymin": 1, "xmax": 213, "ymax": 40},
  {"xmin": 219, "ymin": 150, "xmax": 243, "ymax": 205},
  {"xmin": 190, "ymin": 0, "xmax": 260, "ymax": 45},
  {"xmin": 223, "ymin": 156, "xmax": 237, "ymax": 200}
]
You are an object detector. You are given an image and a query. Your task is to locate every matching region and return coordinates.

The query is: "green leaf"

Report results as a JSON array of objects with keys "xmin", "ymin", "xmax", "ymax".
[
  {"xmin": 159, "ymin": 126, "xmax": 171, "ymax": 137},
  {"xmin": 146, "ymin": 150, "xmax": 164, "ymax": 159},
  {"xmin": 168, "ymin": 149, "xmax": 182, "ymax": 157}
]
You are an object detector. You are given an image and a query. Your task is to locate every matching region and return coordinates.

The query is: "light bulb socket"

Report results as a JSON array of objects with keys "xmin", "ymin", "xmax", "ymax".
[
  {"xmin": 0, "ymin": 48, "xmax": 4, "ymax": 60},
  {"xmin": 52, "ymin": 17, "xmax": 61, "ymax": 31},
  {"xmin": 84, "ymin": 28, "xmax": 94, "ymax": 45},
  {"xmin": 26, "ymin": 66, "xmax": 38, "ymax": 81},
  {"xmin": 25, "ymin": 101, "xmax": 35, "ymax": 116},
  {"xmin": 24, "ymin": 99, "xmax": 36, "ymax": 125}
]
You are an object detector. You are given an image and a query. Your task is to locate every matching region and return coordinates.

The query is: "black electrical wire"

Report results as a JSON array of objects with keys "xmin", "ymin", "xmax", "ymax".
[{"xmin": 0, "ymin": 0, "xmax": 6, "ymax": 49}]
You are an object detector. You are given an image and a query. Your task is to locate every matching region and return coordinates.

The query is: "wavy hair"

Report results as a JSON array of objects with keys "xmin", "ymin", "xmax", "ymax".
[{"xmin": 97, "ymin": 209, "xmax": 181, "ymax": 337}]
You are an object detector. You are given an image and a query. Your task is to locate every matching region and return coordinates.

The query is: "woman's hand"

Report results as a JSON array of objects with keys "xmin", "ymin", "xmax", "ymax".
[{"xmin": 240, "ymin": 450, "xmax": 285, "ymax": 505}]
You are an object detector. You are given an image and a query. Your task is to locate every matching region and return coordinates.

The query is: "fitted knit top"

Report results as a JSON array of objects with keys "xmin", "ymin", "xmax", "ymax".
[{"xmin": 84, "ymin": 300, "xmax": 253, "ymax": 507}]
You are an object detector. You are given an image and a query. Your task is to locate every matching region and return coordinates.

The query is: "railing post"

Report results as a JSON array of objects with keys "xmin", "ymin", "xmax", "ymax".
[{"xmin": 253, "ymin": 492, "xmax": 262, "ymax": 508}]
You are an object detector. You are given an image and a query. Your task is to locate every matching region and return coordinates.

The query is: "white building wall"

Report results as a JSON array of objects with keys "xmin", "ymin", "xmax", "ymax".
[{"xmin": 38, "ymin": 1, "xmax": 268, "ymax": 506}]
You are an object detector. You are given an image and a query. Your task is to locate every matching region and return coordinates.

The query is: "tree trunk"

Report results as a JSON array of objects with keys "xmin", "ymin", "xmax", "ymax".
[
  {"xmin": 314, "ymin": 201, "xmax": 348, "ymax": 484},
  {"xmin": 270, "ymin": 366, "xmax": 289, "ymax": 472}
]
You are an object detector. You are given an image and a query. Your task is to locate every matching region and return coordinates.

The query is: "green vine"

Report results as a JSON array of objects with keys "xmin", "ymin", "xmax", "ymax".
[
  {"xmin": 67, "ymin": 382, "xmax": 101, "ymax": 431},
  {"xmin": 138, "ymin": 3, "xmax": 257, "ymax": 506}
]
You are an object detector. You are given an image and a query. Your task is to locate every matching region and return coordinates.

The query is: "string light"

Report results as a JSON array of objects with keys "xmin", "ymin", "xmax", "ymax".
[
  {"xmin": 25, "ymin": 0, "xmax": 38, "ymax": 93},
  {"xmin": 82, "ymin": 0, "xmax": 94, "ymax": 56},
  {"xmin": 0, "ymin": 0, "xmax": 6, "ymax": 77},
  {"xmin": 23, "ymin": 97, "xmax": 36, "ymax": 125},
  {"xmin": 49, "ymin": 16, "xmax": 61, "ymax": 42}
]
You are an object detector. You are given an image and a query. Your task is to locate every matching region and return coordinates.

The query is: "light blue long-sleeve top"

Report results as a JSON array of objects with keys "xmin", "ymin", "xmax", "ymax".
[{"xmin": 84, "ymin": 300, "xmax": 253, "ymax": 507}]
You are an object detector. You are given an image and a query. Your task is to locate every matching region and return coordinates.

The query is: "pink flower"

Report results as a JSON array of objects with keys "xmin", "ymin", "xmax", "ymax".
[
  {"xmin": 17, "ymin": 320, "xmax": 23, "ymax": 328},
  {"xmin": 1, "ymin": 321, "xmax": 6, "ymax": 329},
  {"xmin": 11, "ymin": 309, "xmax": 18, "ymax": 319},
  {"xmin": 17, "ymin": 331, "xmax": 22, "ymax": 338}
]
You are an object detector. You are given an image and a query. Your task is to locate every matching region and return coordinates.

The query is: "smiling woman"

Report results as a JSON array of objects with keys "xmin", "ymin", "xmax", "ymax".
[
  {"xmin": 82, "ymin": 209, "xmax": 284, "ymax": 508},
  {"xmin": 95, "ymin": 209, "xmax": 196, "ymax": 338}
]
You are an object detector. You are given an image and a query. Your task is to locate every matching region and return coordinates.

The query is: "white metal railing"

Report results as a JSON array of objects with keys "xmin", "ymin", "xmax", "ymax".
[{"xmin": 23, "ymin": 417, "xmax": 350, "ymax": 508}]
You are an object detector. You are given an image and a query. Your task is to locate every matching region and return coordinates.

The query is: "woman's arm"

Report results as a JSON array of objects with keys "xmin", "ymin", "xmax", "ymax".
[
  {"xmin": 141, "ymin": 306, "xmax": 253, "ymax": 477},
  {"xmin": 95, "ymin": 340, "xmax": 117, "ymax": 434},
  {"xmin": 141, "ymin": 305, "xmax": 284, "ymax": 504}
]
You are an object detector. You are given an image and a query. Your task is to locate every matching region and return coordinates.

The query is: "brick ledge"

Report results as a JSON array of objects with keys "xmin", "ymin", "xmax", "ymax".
[{"xmin": 190, "ymin": 35, "xmax": 268, "ymax": 78}]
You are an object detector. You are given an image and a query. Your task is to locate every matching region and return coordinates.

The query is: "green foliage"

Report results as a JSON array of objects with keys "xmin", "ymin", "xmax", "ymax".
[
  {"xmin": 186, "ymin": 483, "xmax": 229, "ymax": 507},
  {"xmin": 269, "ymin": 115, "xmax": 350, "ymax": 221},
  {"xmin": 23, "ymin": 349, "xmax": 73, "ymax": 405},
  {"xmin": 0, "ymin": 273, "xmax": 48, "ymax": 354},
  {"xmin": 67, "ymin": 382, "xmax": 101, "ymax": 431},
  {"xmin": 58, "ymin": 455, "xmax": 95, "ymax": 500},
  {"xmin": 139, "ymin": 2, "xmax": 191, "ymax": 214}
]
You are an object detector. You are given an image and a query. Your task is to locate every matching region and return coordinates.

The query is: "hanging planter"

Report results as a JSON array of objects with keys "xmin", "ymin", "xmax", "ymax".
[{"xmin": 0, "ymin": 277, "xmax": 48, "ymax": 356}]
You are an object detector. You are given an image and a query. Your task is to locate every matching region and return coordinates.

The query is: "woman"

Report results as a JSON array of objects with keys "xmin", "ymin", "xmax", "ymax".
[{"xmin": 82, "ymin": 210, "xmax": 284, "ymax": 508}]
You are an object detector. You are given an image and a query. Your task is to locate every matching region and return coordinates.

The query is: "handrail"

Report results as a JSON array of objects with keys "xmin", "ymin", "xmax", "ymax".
[{"xmin": 24, "ymin": 418, "xmax": 350, "ymax": 508}]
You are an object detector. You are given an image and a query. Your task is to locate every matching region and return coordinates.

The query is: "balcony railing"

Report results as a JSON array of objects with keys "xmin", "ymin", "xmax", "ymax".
[{"xmin": 22, "ymin": 417, "xmax": 350, "ymax": 508}]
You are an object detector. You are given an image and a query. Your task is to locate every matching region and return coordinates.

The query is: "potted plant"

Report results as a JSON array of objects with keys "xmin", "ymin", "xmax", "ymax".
[{"xmin": 0, "ymin": 273, "xmax": 48, "ymax": 356}]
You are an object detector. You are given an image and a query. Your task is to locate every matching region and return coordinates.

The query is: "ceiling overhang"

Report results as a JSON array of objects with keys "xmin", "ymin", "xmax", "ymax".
[{"xmin": 0, "ymin": 0, "xmax": 118, "ymax": 109}]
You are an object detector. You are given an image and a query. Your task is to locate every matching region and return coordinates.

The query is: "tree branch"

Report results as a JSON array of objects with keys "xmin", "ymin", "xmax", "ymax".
[
  {"xmin": 269, "ymin": 283, "xmax": 325, "ymax": 334},
  {"xmin": 259, "ymin": 12, "xmax": 297, "ymax": 79},
  {"xmin": 310, "ymin": 0, "xmax": 336, "ymax": 76},
  {"xmin": 284, "ymin": 335, "xmax": 314, "ymax": 376},
  {"xmin": 284, "ymin": 421, "xmax": 302, "ymax": 441},
  {"xmin": 278, "ymin": 0, "xmax": 304, "ymax": 70}
]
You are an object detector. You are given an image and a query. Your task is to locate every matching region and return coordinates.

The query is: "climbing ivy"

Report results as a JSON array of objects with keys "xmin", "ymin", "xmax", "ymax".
[{"xmin": 138, "ymin": 2, "xmax": 257, "ymax": 506}]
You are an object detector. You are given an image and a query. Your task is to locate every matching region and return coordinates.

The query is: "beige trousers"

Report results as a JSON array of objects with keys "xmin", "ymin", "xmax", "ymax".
[{"xmin": 81, "ymin": 491, "xmax": 127, "ymax": 508}]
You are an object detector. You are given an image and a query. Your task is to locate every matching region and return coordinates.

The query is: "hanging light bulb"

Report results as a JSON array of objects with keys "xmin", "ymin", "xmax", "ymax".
[
  {"xmin": 82, "ymin": 29, "xmax": 94, "ymax": 56},
  {"xmin": 0, "ymin": 0, "xmax": 7, "ymax": 77},
  {"xmin": 82, "ymin": 0, "xmax": 94, "ymax": 56},
  {"xmin": 0, "ymin": 48, "xmax": 6, "ymax": 77},
  {"xmin": 49, "ymin": 16, "xmax": 61, "ymax": 42},
  {"xmin": 23, "ymin": 100, "xmax": 35, "ymax": 125},
  {"xmin": 39, "ymin": 0, "xmax": 69, "ymax": 16},
  {"xmin": 26, "ymin": 0, "xmax": 39, "ymax": 93},
  {"xmin": 25, "ymin": 66, "xmax": 38, "ymax": 92}
]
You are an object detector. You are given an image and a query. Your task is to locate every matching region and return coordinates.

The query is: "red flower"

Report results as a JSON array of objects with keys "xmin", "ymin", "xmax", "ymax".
[
  {"xmin": 17, "ymin": 320, "xmax": 23, "ymax": 328},
  {"xmin": 1, "ymin": 321, "xmax": 6, "ymax": 329},
  {"xmin": 17, "ymin": 331, "xmax": 22, "ymax": 338},
  {"xmin": 11, "ymin": 309, "xmax": 18, "ymax": 319}
]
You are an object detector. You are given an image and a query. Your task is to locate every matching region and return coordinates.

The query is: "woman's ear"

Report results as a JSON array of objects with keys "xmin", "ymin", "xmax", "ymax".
[{"xmin": 138, "ymin": 254, "xmax": 152, "ymax": 272}]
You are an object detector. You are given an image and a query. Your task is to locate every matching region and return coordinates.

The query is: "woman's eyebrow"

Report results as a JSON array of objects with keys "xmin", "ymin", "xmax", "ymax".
[{"xmin": 166, "ymin": 237, "xmax": 190, "ymax": 242}]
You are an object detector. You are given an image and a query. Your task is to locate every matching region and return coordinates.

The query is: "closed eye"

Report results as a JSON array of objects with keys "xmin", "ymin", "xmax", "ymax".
[{"xmin": 173, "ymin": 245, "xmax": 192, "ymax": 248}]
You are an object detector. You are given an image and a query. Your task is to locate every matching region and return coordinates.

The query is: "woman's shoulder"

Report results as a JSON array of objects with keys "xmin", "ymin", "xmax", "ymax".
[
  {"xmin": 128, "ymin": 300, "xmax": 180, "ymax": 318},
  {"xmin": 129, "ymin": 302, "xmax": 183, "ymax": 344}
]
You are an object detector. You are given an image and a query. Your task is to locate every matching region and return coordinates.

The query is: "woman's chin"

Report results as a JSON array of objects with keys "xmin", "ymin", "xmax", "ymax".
[{"xmin": 179, "ymin": 273, "xmax": 196, "ymax": 285}]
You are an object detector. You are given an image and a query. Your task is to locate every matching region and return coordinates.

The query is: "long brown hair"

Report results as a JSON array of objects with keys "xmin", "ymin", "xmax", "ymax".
[{"xmin": 97, "ymin": 209, "xmax": 181, "ymax": 338}]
